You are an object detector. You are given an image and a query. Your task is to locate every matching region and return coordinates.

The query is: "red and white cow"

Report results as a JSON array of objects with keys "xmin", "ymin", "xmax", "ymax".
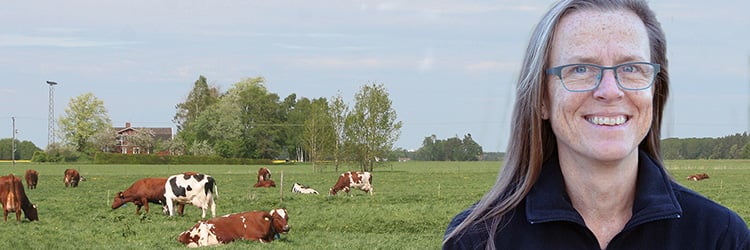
[
  {"xmin": 329, "ymin": 171, "xmax": 373, "ymax": 196},
  {"xmin": 257, "ymin": 167, "xmax": 271, "ymax": 182},
  {"xmin": 0, "ymin": 174, "xmax": 38, "ymax": 222},
  {"xmin": 291, "ymin": 183, "xmax": 319, "ymax": 194},
  {"xmin": 25, "ymin": 169, "xmax": 38, "ymax": 190},
  {"xmin": 254, "ymin": 180, "xmax": 276, "ymax": 188},
  {"xmin": 165, "ymin": 172, "xmax": 217, "ymax": 218},
  {"xmin": 177, "ymin": 208, "xmax": 290, "ymax": 247},
  {"xmin": 112, "ymin": 177, "xmax": 184, "ymax": 215},
  {"xmin": 687, "ymin": 173, "xmax": 710, "ymax": 181},
  {"xmin": 64, "ymin": 168, "xmax": 80, "ymax": 187}
]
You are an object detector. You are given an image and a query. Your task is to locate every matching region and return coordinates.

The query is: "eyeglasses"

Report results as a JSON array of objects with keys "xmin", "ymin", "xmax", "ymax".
[{"xmin": 545, "ymin": 62, "xmax": 660, "ymax": 92}]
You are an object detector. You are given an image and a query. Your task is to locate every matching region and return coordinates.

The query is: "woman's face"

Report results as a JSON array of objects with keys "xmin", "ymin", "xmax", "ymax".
[{"xmin": 545, "ymin": 9, "xmax": 653, "ymax": 164}]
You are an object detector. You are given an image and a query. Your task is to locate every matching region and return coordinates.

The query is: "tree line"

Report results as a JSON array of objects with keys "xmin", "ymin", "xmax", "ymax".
[
  {"xmin": 661, "ymin": 132, "xmax": 750, "ymax": 159},
  {"xmin": 22, "ymin": 76, "xmax": 404, "ymax": 171}
]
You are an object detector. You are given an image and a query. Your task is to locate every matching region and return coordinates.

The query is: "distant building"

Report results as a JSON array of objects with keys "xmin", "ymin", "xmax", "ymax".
[{"xmin": 115, "ymin": 122, "xmax": 172, "ymax": 155}]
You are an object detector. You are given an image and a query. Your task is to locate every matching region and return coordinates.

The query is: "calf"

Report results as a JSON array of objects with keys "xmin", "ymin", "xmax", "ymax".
[
  {"xmin": 25, "ymin": 169, "xmax": 38, "ymax": 190},
  {"xmin": 112, "ymin": 177, "xmax": 184, "ymax": 215},
  {"xmin": 329, "ymin": 171, "xmax": 373, "ymax": 196},
  {"xmin": 64, "ymin": 168, "xmax": 80, "ymax": 187},
  {"xmin": 254, "ymin": 180, "xmax": 276, "ymax": 188},
  {"xmin": 291, "ymin": 183, "xmax": 319, "ymax": 194},
  {"xmin": 687, "ymin": 173, "xmax": 710, "ymax": 181},
  {"xmin": 257, "ymin": 167, "xmax": 271, "ymax": 182},
  {"xmin": 165, "ymin": 172, "xmax": 217, "ymax": 218},
  {"xmin": 178, "ymin": 208, "xmax": 290, "ymax": 247},
  {"xmin": 0, "ymin": 174, "xmax": 38, "ymax": 222}
]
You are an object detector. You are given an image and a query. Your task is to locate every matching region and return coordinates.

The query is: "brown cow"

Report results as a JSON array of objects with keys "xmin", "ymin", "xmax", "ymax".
[
  {"xmin": 329, "ymin": 171, "xmax": 373, "ymax": 196},
  {"xmin": 254, "ymin": 180, "xmax": 276, "ymax": 188},
  {"xmin": 687, "ymin": 173, "xmax": 710, "ymax": 181},
  {"xmin": 64, "ymin": 169, "xmax": 80, "ymax": 187},
  {"xmin": 178, "ymin": 208, "xmax": 290, "ymax": 247},
  {"xmin": 257, "ymin": 167, "xmax": 271, "ymax": 182},
  {"xmin": 0, "ymin": 174, "xmax": 38, "ymax": 222},
  {"xmin": 25, "ymin": 169, "xmax": 38, "ymax": 190},
  {"xmin": 112, "ymin": 178, "xmax": 184, "ymax": 215}
]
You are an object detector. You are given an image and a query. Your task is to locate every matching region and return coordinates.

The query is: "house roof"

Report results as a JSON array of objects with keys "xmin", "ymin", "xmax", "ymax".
[{"xmin": 115, "ymin": 126, "xmax": 173, "ymax": 141}]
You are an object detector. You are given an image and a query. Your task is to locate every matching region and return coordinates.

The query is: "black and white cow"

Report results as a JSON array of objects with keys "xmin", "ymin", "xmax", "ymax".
[
  {"xmin": 291, "ymin": 183, "xmax": 319, "ymax": 194},
  {"xmin": 165, "ymin": 172, "xmax": 218, "ymax": 218}
]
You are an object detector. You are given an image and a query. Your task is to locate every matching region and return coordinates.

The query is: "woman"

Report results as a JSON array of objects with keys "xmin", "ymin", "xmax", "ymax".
[{"xmin": 443, "ymin": 0, "xmax": 750, "ymax": 249}]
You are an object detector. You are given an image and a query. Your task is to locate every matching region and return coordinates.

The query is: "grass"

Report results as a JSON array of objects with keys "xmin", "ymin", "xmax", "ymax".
[{"xmin": 0, "ymin": 160, "xmax": 746, "ymax": 249}]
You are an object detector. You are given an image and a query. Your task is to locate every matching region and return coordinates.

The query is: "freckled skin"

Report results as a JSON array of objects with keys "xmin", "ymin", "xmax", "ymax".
[{"xmin": 545, "ymin": 9, "xmax": 653, "ymax": 167}]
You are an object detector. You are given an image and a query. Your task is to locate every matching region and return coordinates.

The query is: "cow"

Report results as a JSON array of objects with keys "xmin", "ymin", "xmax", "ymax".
[
  {"xmin": 64, "ymin": 168, "xmax": 80, "ymax": 187},
  {"xmin": 0, "ymin": 174, "xmax": 38, "ymax": 222},
  {"xmin": 25, "ymin": 169, "xmax": 38, "ymax": 190},
  {"xmin": 177, "ymin": 208, "xmax": 290, "ymax": 247},
  {"xmin": 291, "ymin": 183, "xmax": 319, "ymax": 194},
  {"xmin": 257, "ymin": 167, "xmax": 271, "ymax": 182},
  {"xmin": 112, "ymin": 177, "xmax": 184, "ymax": 215},
  {"xmin": 254, "ymin": 180, "xmax": 276, "ymax": 188},
  {"xmin": 165, "ymin": 172, "xmax": 217, "ymax": 218},
  {"xmin": 687, "ymin": 173, "xmax": 710, "ymax": 181},
  {"xmin": 329, "ymin": 171, "xmax": 373, "ymax": 196}
]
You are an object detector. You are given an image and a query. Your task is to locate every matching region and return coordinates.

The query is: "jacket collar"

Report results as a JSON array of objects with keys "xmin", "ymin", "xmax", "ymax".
[{"xmin": 525, "ymin": 150, "xmax": 682, "ymax": 227}]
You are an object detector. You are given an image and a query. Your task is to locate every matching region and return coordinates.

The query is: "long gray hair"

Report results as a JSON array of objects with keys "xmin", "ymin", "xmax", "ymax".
[{"xmin": 442, "ymin": 0, "xmax": 669, "ymax": 248}]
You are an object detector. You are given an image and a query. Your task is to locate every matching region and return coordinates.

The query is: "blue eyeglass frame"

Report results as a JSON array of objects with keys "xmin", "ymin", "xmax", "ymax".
[{"xmin": 545, "ymin": 62, "xmax": 661, "ymax": 92}]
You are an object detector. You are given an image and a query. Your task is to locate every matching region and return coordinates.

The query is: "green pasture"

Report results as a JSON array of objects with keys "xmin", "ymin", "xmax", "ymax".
[{"xmin": 0, "ymin": 160, "xmax": 747, "ymax": 249}]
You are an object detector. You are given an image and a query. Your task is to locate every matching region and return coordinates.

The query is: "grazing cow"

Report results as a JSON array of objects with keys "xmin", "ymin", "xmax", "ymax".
[
  {"xmin": 257, "ymin": 168, "xmax": 271, "ymax": 182},
  {"xmin": 0, "ymin": 174, "xmax": 38, "ymax": 222},
  {"xmin": 687, "ymin": 173, "xmax": 710, "ymax": 181},
  {"xmin": 329, "ymin": 171, "xmax": 373, "ymax": 196},
  {"xmin": 112, "ymin": 177, "xmax": 184, "ymax": 215},
  {"xmin": 254, "ymin": 180, "xmax": 276, "ymax": 188},
  {"xmin": 165, "ymin": 172, "xmax": 217, "ymax": 218},
  {"xmin": 25, "ymin": 169, "xmax": 38, "ymax": 190},
  {"xmin": 64, "ymin": 169, "xmax": 80, "ymax": 187},
  {"xmin": 177, "ymin": 208, "xmax": 290, "ymax": 247},
  {"xmin": 291, "ymin": 183, "xmax": 319, "ymax": 194}
]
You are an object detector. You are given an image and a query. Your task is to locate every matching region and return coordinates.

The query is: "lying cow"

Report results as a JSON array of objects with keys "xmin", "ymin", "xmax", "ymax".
[
  {"xmin": 25, "ymin": 169, "xmax": 38, "ymax": 190},
  {"xmin": 254, "ymin": 180, "xmax": 276, "ymax": 188},
  {"xmin": 0, "ymin": 174, "xmax": 38, "ymax": 222},
  {"xmin": 165, "ymin": 172, "xmax": 217, "ymax": 218},
  {"xmin": 329, "ymin": 171, "xmax": 373, "ymax": 196},
  {"xmin": 257, "ymin": 167, "xmax": 271, "ymax": 182},
  {"xmin": 291, "ymin": 183, "xmax": 319, "ymax": 194},
  {"xmin": 178, "ymin": 208, "xmax": 290, "ymax": 247},
  {"xmin": 687, "ymin": 173, "xmax": 710, "ymax": 181},
  {"xmin": 64, "ymin": 168, "xmax": 80, "ymax": 187},
  {"xmin": 112, "ymin": 177, "xmax": 184, "ymax": 215}
]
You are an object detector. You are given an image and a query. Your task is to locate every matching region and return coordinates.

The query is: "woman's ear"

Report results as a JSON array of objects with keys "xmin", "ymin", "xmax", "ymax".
[{"xmin": 541, "ymin": 101, "xmax": 550, "ymax": 120}]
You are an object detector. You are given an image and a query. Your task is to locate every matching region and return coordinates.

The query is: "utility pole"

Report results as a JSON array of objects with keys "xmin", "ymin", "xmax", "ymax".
[{"xmin": 46, "ymin": 80, "xmax": 58, "ymax": 147}]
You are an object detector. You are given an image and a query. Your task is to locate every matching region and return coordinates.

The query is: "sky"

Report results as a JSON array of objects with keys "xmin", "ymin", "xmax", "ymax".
[{"xmin": 1, "ymin": 0, "xmax": 749, "ymax": 153}]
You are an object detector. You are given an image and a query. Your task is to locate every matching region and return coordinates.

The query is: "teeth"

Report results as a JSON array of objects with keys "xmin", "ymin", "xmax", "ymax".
[{"xmin": 588, "ymin": 116, "xmax": 626, "ymax": 126}]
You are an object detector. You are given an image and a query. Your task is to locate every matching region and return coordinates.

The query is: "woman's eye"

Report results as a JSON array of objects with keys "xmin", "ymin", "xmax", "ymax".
[{"xmin": 573, "ymin": 66, "xmax": 588, "ymax": 73}]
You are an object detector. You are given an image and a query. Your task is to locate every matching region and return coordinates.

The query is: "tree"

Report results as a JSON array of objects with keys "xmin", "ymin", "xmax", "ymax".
[
  {"xmin": 328, "ymin": 92, "xmax": 348, "ymax": 171},
  {"xmin": 174, "ymin": 75, "xmax": 219, "ymax": 149},
  {"xmin": 91, "ymin": 126, "xmax": 117, "ymax": 153},
  {"xmin": 345, "ymin": 82, "xmax": 402, "ymax": 172},
  {"xmin": 303, "ymin": 98, "xmax": 335, "ymax": 172},
  {"xmin": 128, "ymin": 128, "xmax": 156, "ymax": 154},
  {"xmin": 57, "ymin": 93, "xmax": 112, "ymax": 153}
]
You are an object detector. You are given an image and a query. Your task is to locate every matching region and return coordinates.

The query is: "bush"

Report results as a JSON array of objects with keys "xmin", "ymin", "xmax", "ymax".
[{"xmin": 93, "ymin": 152, "xmax": 273, "ymax": 165}]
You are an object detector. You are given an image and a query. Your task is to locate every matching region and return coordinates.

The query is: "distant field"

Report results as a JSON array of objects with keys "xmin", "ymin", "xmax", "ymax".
[{"xmin": 0, "ymin": 160, "xmax": 746, "ymax": 249}]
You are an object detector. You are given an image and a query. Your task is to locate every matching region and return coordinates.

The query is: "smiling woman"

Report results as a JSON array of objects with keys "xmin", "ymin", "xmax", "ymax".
[{"xmin": 442, "ymin": 0, "xmax": 750, "ymax": 249}]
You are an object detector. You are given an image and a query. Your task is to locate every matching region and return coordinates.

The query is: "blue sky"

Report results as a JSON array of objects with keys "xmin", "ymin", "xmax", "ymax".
[{"xmin": 1, "ymin": 0, "xmax": 748, "ymax": 152}]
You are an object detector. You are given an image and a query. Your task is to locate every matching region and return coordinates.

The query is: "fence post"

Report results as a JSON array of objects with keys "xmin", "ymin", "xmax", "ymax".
[{"xmin": 279, "ymin": 171, "xmax": 284, "ymax": 203}]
